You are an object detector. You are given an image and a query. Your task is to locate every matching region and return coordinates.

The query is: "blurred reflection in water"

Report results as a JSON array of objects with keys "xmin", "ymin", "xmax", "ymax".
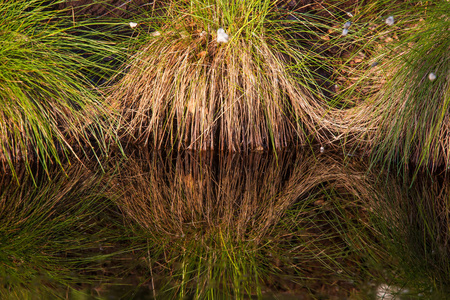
[
  {"xmin": 106, "ymin": 149, "xmax": 448, "ymax": 299},
  {"xmin": 1, "ymin": 149, "xmax": 449, "ymax": 299},
  {"xmin": 0, "ymin": 163, "xmax": 128, "ymax": 299}
]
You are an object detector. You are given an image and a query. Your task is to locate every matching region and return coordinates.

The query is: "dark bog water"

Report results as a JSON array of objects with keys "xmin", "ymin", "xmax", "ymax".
[{"xmin": 1, "ymin": 149, "xmax": 449, "ymax": 299}]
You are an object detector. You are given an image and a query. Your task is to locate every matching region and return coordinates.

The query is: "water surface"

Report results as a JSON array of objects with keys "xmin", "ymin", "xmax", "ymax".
[{"xmin": 1, "ymin": 149, "xmax": 449, "ymax": 299}]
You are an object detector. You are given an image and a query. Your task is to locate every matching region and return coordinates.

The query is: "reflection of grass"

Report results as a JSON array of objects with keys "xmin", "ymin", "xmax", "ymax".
[
  {"xmin": 108, "ymin": 150, "xmax": 390, "ymax": 298},
  {"xmin": 372, "ymin": 171, "xmax": 450, "ymax": 296},
  {"xmin": 108, "ymin": 0, "xmax": 336, "ymax": 151},
  {"xmin": 3, "ymin": 148, "xmax": 447, "ymax": 298},
  {"xmin": 0, "ymin": 162, "xmax": 122, "ymax": 299},
  {"xmin": 0, "ymin": 0, "xmax": 121, "ymax": 179}
]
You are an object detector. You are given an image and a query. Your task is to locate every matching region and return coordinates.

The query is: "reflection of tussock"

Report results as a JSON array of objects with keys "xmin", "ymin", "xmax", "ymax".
[
  {"xmin": 109, "ymin": 149, "xmax": 385, "ymax": 297},
  {"xmin": 111, "ymin": 151, "xmax": 300, "ymax": 238}
]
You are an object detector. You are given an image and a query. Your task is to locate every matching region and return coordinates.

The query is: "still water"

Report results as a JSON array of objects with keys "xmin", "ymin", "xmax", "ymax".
[{"xmin": 1, "ymin": 149, "xmax": 449, "ymax": 299}]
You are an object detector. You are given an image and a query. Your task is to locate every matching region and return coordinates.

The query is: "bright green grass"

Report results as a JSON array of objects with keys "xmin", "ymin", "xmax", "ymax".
[{"xmin": 0, "ymin": 0, "xmax": 123, "ymax": 179}]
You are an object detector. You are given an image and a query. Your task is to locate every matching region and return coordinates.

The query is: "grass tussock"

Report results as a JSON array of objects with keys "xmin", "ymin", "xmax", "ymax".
[
  {"xmin": 0, "ymin": 0, "xmax": 121, "ymax": 177},
  {"xmin": 336, "ymin": 1, "xmax": 450, "ymax": 170},
  {"xmin": 109, "ymin": 0, "xmax": 335, "ymax": 151}
]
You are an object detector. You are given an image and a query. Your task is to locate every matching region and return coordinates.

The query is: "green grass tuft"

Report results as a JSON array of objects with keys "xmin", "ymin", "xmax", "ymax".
[
  {"xmin": 0, "ymin": 0, "xmax": 122, "ymax": 179},
  {"xmin": 334, "ymin": 0, "xmax": 450, "ymax": 171}
]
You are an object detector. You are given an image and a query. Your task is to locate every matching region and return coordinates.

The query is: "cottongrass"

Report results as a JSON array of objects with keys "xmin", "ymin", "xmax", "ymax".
[
  {"xmin": 385, "ymin": 16, "xmax": 395, "ymax": 26},
  {"xmin": 216, "ymin": 28, "xmax": 229, "ymax": 43},
  {"xmin": 428, "ymin": 72, "xmax": 437, "ymax": 81}
]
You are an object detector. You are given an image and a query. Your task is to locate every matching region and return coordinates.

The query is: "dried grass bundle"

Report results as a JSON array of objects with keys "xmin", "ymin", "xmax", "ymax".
[{"xmin": 109, "ymin": 1, "xmax": 331, "ymax": 151}]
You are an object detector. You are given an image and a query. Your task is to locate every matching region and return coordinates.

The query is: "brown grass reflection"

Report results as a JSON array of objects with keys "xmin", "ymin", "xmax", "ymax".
[{"xmin": 108, "ymin": 149, "xmax": 384, "ymax": 298}]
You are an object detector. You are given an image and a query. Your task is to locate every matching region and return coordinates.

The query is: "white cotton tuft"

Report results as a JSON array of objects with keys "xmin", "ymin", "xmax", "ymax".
[
  {"xmin": 344, "ymin": 21, "xmax": 352, "ymax": 29},
  {"xmin": 385, "ymin": 16, "xmax": 394, "ymax": 26},
  {"xmin": 342, "ymin": 28, "xmax": 349, "ymax": 36},
  {"xmin": 217, "ymin": 28, "xmax": 229, "ymax": 43},
  {"xmin": 129, "ymin": 22, "xmax": 138, "ymax": 28},
  {"xmin": 428, "ymin": 72, "xmax": 437, "ymax": 81}
]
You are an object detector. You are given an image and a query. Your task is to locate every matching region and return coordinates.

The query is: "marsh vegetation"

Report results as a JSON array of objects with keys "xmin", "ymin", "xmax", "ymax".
[
  {"xmin": 1, "ymin": 0, "xmax": 449, "ymax": 299},
  {"xmin": 1, "ymin": 0, "xmax": 449, "ymax": 170},
  {"xmin": 1, "ymin": 149, "xmax": 449, "ymax": 298}
]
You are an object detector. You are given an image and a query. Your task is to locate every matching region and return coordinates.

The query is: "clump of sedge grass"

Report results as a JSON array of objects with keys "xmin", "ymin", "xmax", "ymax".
[
  {"xmin": 372, "ymin": 1, "xmax": 450, "ymax": 170},
  {"xmin": 0, "ymin": 0, "xmax": 120, "ymax": 178},
  {"xmin": 108, "ymin": 0, "xmax": 334, "ymax": 151},
  {"xmin": 338, "ymin": 1, "xmax": 450, "ymax": 171}
]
